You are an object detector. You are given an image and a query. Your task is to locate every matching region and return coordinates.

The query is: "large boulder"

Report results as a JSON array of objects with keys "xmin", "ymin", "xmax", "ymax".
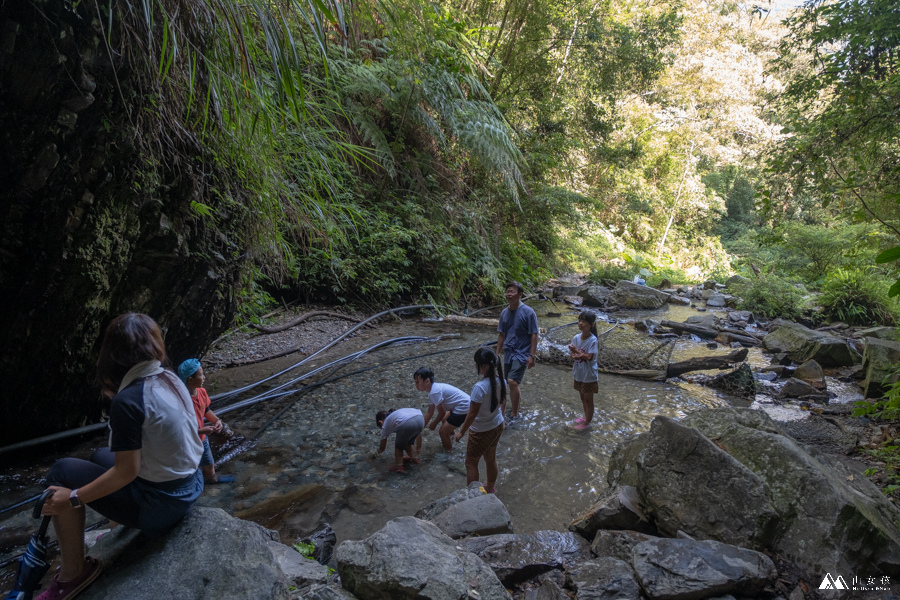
[
  {"xmin": 429, "ymin": 493, "xmax": 513, "ymax": 539},
  {"xmin": 577, "ymin": 286, "xmax": 611, "ymax": 307},
  {"xmin": 459, "ymin": 531, "xmax": 589, "ymax": 585},
  {"xmin": 590, "ymin": 530, "xmax": 657, "ymax": 563},
  {"xmin": 762, "ymin": 321, "xmax": 860, "ymax": 367},
  {"xmin": 336, "ymin": 516, "xmax": 510, "ymax": 600},
  {"xmin": 565, "ymin": 557, "xmax": 642, "ymax": 600},
  {"xmin": 682, "ymin": 408, "xmax": 900, "ymax": 579},
  {"xmin": 609, "ymin": 281, "xmax": 671, "ymax": 310},
  {"xmin": 793, "ymin": 359, "xmax": 826, "ymax": 390},
  {"xmin": 623, "ymin": 417, "xmax": 779, "ymax": 549},
  {"xmin": 725, "ymin": 275, "xmax": 750, "ymax": 289},
  {"xmin": 415, "ymin": 482, "xmax": 488, "ymax": 521},
  {"xmin": 861, "ymin": 337, "xmax": 900, "ymax": 398},
  {"xmin": 632, "ymin": 538, "xmax": 776, "ymax": 600},
  {"xmin": 80, "ymin": 507, "xmax": 292, "ymax": 600},
  {"xmin": 568, "ymin": 486, "xmax": 656, "ymax": 539}
]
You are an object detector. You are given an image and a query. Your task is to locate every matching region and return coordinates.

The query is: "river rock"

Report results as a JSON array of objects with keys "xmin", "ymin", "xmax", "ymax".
[
  {"xmin": 609, "ymin": 281, "xmax": 671, "ymax": 310},
  {"xmin": 590, "ymin": 530, "xmax": 658, "ymax": 562},
  {"xmin": 609, "ymin": 416, "xmax": 779, "ymax": 549},
  {"xmin": 777, "ymin": 377, "xmax": 827, "ymax": 401},
  {"xmin": 854, "ymin": 326, "xmax": 900, "ymax": 340},
  {"xmin": 578, "ymin": 286, "xmax": 611, "ymax": 307},
  {"xmin": 632, "ymin": 538, "xmax": 776, "ymax": 600},
  {"xmin": 554, "ymin": 285, "xmax": 586, "ymax": 298},
  {"xmin": 762, "ymin": 321, "xmax": 860, "ymax": 367},
  {"xmin": 565, "ymin": 557, "xmax": 642, "ymax": 600},
  {"xmin": 430, "ymin": 493, "xmax": 513, "ymax": 539},
  {"xmin": 685, "ymin": 314, "xmax": 720, "ymax": 329},
  {"xmin": 523, "ymin": 579, "xmax": 568, "ymax": 600},
  {"xmin": 727, "ymin": 310, "xmax": 753, "ymax": 324},
  {"xmin": 296, "ymin": 584, "xmax": 358, "ymax": 599},
  {"xmin": 415, "ymin": 482, "xmax": 487, "ymax": 520},
  {"xmin": 80, "ymin": 507, "xmax": 291, "ymax": 600},
  {"xmin": 668, "ymin": 294, "xmax": 691, "ymax": 306},
  {"xmin": 458, "ymin": 531, "xmax": 589, "ymax": 585},
  {"xmin": 682, "ymin": 408, "xmax": 900, "ymax": 579},
  {"xmin": 861, "ymin": 337, "xmax": 900, "ymax": 398},
  {"xmin": 793, "ymin": 359, "xmax": 826, "ymax": 390},
  {"xmin": 706, "ymin": 293, "xmax": 727, "ymax": 307},
  {"xmin": 336, "ymin": 517, "xmax": 510, "ymax": 600},
  {"xmin": 568, "ymin": 486, "xmax": 656, "ymax": 539},
  {"xmin": 269, "ymin": 542, "xmax": 330, "ymax": 588}
]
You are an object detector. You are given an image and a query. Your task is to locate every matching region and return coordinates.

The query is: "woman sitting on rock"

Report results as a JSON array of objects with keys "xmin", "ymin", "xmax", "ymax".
[{"xmin": 38, "ymin": 313, "xmax": 204, "ymax": 600}]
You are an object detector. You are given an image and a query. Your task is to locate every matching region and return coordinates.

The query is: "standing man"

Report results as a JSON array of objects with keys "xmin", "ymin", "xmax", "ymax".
[{"xmin": 496, "ymin": 281, "xmax": 539, "ymax": 419}]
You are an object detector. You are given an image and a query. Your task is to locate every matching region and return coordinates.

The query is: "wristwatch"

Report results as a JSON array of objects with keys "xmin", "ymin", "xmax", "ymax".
[{"xmin": 69, "ymin": 489, "xmax": 82, "ymax": 508}]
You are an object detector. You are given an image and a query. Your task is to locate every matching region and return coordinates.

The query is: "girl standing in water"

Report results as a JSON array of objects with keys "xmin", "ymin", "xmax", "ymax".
[
  {"xmin": 455, "ymin": 348, "xmax": 506, "ymax": 493},
  {"xmin": 568, "ymin": 311, "xmax": 599, "ymax": 430}
]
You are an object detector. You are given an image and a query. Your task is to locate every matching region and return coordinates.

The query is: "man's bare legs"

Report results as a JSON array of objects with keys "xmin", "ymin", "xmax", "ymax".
[{"xmin": 507, "ymin": 379, "xmax": 521, "ymax": 418}]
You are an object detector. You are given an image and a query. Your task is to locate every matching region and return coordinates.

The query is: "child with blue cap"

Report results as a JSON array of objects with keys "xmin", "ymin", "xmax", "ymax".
[{"xmin": 178, "ymin": 358, "xmax": 235, "ymax": 484}]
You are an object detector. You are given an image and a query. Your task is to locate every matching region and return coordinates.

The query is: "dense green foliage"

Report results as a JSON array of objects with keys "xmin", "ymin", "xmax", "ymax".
[{"xmin": 729, "ymin": 276, "xmax": 806, "ymax": 321}]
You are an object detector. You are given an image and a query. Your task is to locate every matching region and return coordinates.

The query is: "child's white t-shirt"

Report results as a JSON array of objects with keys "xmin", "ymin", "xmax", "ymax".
[
  {"xmin": 571, "ymin": 333, "xmax": 599, "ymax": 383},
  {"xmin": 428, "ymin": 383, "xmax": 471, "ymax": 415}
]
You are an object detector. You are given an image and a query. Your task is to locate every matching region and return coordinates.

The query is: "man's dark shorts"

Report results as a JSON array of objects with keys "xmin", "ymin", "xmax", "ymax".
[{"xmin": 504, "ymin": 359, "xmax": 527, "ymax": 383}]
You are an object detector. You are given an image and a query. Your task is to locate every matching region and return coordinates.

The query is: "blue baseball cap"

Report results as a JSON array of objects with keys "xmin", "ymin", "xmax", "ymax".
[{"xmin": 177, "ymin": 358, "xmax": 201, "ymax": 383}]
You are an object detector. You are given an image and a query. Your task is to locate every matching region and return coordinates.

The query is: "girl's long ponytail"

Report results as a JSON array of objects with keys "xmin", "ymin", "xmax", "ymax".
[{"xmin": 475, "ymin": 347, "xmax": 506, "ymax": 413}]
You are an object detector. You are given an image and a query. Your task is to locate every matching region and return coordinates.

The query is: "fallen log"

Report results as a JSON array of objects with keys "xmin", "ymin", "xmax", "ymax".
[
  {"xmin": 660, "ymin": 320, "xmax": 718, "ymax": 339},
  {"xmin": 607, "ymin": 369, "xmax": 667, "ymax": 381},
  {"xmin": 665, "ymin": 348, "xmax": 749, "ymax": 378},
  {"xmin": 250, "ymin": 311, "xmax": 361, "ymax": 334},
  {"xmin": 428, "ymin": 314, "xmax": 500, "ymax": 328}
]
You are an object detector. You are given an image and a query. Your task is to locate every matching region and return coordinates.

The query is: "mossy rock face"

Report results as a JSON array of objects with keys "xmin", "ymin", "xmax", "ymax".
[
  {"xmin": 762, "ymin": 321, "xmax": 860, "ymax": 367},
  {"xmin": 861, "ymin": 337, "xmax": 900, "ymax": 398},
  {"xmin": 0, "ymin": 1, "xmax": 248, "ymax": 442}
]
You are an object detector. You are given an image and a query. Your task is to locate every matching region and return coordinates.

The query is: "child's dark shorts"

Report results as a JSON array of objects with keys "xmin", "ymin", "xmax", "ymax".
[
  {"xmin": 447, "ymin": 412, "xmax": 466, "ymax": 427},
  {"xmin": 573, "ymin": 380, "xmax": 599, "ymax": 394},
  {"xmin": 504, "ymin": 359, "xmax": 527, "ymax": 383}
]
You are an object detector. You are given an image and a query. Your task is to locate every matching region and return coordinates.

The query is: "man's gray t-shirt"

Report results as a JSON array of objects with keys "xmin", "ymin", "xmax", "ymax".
[{"xmin": 497, "ymin": 303, "xmax": 539, "ymax": 364}]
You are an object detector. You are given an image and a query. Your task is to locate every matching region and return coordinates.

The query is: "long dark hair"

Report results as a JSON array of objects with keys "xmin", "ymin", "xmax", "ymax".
[
  {"xmin": 97, "ymin": 313, "xmax": 168, "ymax": 398},
  {"xmin": 579, "ymin": 311, "xmax": 598, "ymax": 337},
  {"xmin": 474, "ymin": 347, "xmax": 506, "ymax": 413}
]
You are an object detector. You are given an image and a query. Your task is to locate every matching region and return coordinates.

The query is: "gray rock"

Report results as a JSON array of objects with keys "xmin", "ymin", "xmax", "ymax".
[
  {"xmin": 524, "ymin": 579, "xmax": 569, "ymax": 600},
  {"xmin": 777, "ymin": 377, "xmax": 827, "ymax": 401},
  {"xmin": 416, "ymin": 482, "xmax": 487, "ymax": 521},
  {"xmin": 727, "ymin": 310, "xmax": 753, "ymax": 323},
  {"xmin": 564, "ymin": 295, "xmax": 584, "ymax": 306},
  {"xmin": 861, "ymin": 337, "xmax": 900, "ymax": 398},
  {"xmin": 763, "ymin": 321, "xmax": 860, "ymax": 367},
  {"xmin": 566, "ymin": 557, "xmax": 641, "ymax": 600},
  {"xmin": 683, "ymin": 408, "xmax": 900, "ymax": 579},
  {"xmin": 459, "ymin": 530, "xmax": 589, "ymax": 585},
  {"xmin": 578, "ymin": 286, "xmax": 612, "ymax": 307},
  {"xmin": 336, "ymin": 516, "xmax": 510, "ymax": 600},
  {"xmin": 668, "ymin": 295, "xmax": 691, "ymax": 306},
  {"xmin": 632, "ymin": 538, "xmax": 776, "ymax": 600},
  {"xmin": 80, "ymin": 507, "xmax": 291, "ymax": 600},
  {"xmin": 568, "ymin": 486, "xmax": 656, "ymax": 539},
  {"xmin": 684, "ymin": 314, "xmax": 720, "ymax": 329},
  {"xmin": 854, "ymin": 326, "xmax": 900, "ymax": 340},
  {"xmin": 554, "ymin": 285, "xmax": 587, "ymax": 298},
  {"xmin": 629, "ymin": 417, "xmax": 780, "ymax": 549},
  {"xmin": 431, "ymin": 493, "xmax": 513, "ymax": 539},
  {"xmin": 591, "ymin": 530, "xmax": 657, "ymax": 562},
  {"xmin": 793, "ymin": 359, "xmax": 826, "ymax": 390},
  {"xmin": 269, "ymin": 542, "xmax": 329, "ymax": 588},
  {"xmin": 609, "ymin": 281, "xmax": 671, "ymax": 310},
  {"xmin": 706, "ymin": 293, "xmax": 727, "ymax": 307},
  {"xmin": 295, "ymin": 584, "xmax": 358, "ymax": 600}
]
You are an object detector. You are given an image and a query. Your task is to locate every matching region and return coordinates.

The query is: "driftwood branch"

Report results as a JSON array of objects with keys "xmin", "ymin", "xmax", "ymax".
[
  {"xmin": 250, "ymin": 311, "xmax": 361, "ymax": 334},
  {"xmin": 661, "ymin": 320, "xmax": 718, "ymax": 339},
  {"xmin": 666, "ymin": 348, "xmax": 749, "ymax": 378}
]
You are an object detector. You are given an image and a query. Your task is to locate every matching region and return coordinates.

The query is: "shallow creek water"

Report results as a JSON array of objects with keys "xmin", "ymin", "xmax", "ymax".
[{"xmin": 0, "ymin": 301, "xmax": 844, "ymax": 569}]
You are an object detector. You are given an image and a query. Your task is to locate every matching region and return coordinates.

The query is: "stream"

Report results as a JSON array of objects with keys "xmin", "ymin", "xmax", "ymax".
[{"xmin": 0, "ymin": 300, "xmax": 859, "ymax": 581}]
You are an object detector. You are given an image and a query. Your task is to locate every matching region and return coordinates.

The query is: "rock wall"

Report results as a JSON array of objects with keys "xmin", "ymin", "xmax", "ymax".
[{"xmin": 0, "ymin": 0, "xmax": 248, "ymax": 443}]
